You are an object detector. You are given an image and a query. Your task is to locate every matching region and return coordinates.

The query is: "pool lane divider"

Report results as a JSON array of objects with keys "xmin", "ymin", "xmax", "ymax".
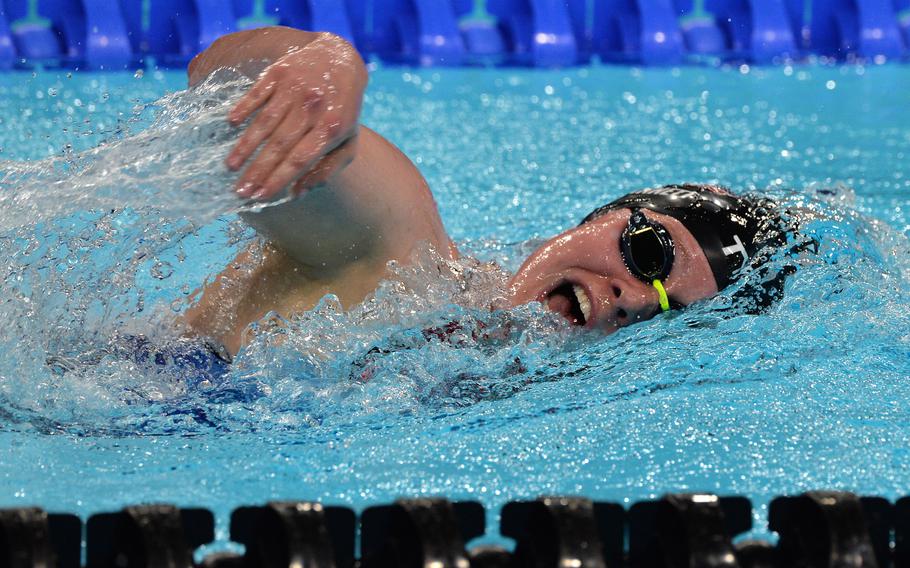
[
  {"xmin": 0, "ymin": 507, "xmax": 80, "ymax": 568},
  {"xmin": 85, "ymin": 505, "xmax": 213, "ymax": 568},
  {"xmin": 231, "ymin": 502, "xmax": 356, "ymax": 568},
  {"xmin": 2, "ymin": 490, "xmax": 910, "ymax": 567}
]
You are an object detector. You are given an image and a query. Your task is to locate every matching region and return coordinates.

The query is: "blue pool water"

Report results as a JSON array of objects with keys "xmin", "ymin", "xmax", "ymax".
[{"xmin": 0, "ymin": 63, "xmax": 909, "ymax": 549}]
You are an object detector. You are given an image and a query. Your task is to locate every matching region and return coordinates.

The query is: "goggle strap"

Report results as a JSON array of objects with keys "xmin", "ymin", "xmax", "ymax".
[{"xmin": 652, "ymin": 279, "xmax": 670, "ymax": 312}]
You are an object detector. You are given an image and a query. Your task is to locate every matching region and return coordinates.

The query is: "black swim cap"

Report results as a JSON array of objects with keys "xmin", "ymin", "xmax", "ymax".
[{"xmin": 581, "ymin": 184, "xmax": 789, "ymax": 306}]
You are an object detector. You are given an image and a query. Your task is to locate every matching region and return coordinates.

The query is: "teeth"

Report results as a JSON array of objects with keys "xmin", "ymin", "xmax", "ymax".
[{"xmin": 572, "ymin": 285, "xmax": 592, "ymax": 323}]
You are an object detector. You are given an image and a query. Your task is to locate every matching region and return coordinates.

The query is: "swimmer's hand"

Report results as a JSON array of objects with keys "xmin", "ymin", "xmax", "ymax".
[
  {"xmin": 224, "ymin": 33, "xmax": 367, "ymax": 201},
  {"xmin": 187, "ymin": 28, "xmax": 454, "ymax": 355}
]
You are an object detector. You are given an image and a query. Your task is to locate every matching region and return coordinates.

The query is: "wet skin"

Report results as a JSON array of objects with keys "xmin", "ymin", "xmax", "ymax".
[
  {"xmin": 185, "ymin": 27, "xmax": 719, "ymax": 355},
  {"xmin": 508, "ymin": 208, "xmax": 718, "ymax": 332}
]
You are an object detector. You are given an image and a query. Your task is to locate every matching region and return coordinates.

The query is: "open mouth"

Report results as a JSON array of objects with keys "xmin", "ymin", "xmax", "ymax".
[{"xmin": 546, "ymin": 282, "xmax": 592, "ymax": 326}]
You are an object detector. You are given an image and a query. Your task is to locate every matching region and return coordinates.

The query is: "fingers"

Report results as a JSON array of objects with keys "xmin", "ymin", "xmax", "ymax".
[
  {"xmin": 228, "ymin": 70, "xmax": 278, "ymax": 126},
  {"xmin": 290, "ymin": 135, "xmax": 359, "ymax": 195},
  {"xmin": 234, "ymin": 110, "xmax": 319, "ymax": 197},
  {"xmin": 225, "ymin": 94, "xmax": 292, "ymax": 171},
  {"xmin": 227, "ymin": 59, "xmax": 360, "ymax": 200},
  {"xmin": 250, "ymin": 126, "xmax": 334, "ymax": 200}
]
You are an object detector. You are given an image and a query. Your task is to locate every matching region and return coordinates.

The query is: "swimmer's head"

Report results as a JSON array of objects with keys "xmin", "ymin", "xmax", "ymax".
[{"xmin": 507, "ymin": 183, "xmax": 789, "ymax": 331}]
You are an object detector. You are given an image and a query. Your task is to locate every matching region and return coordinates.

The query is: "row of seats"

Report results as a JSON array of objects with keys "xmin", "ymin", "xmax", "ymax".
[
  {"xmin": 2, "ymin": 490, "xmax": 909, "ymax": 567},
  {"xmin": 0, "ymin": 0, "xmax": 908, "ymax": 70}
]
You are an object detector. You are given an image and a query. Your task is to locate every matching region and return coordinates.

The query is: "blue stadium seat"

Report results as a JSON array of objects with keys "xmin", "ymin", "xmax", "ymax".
[
  {"xmin": 3, "ymin": 0, "xmax": 131, "ymax": 68},
  {"xmin": 193, "ymin": 0, "xmax": 236, "ymax": 52},
  {"xmin": 345, "ymin": 0, "xmax": 464, "ymax": 65},
  {"xmin": 232, "ymin": 0, "xmax": 285, "ymax": 30},
  {"xmin": 452, "ymin": 0, "xmax": 506, "ymax": 60},
  {"xmin": 705, "ymin": 0, "xmax": 797, "ymax": 62},
  {"xmin": 673, "ymin": 0, "xmax": 726, "ymax": 56},
  {"xmin": 565, "ymin": 0, "xmax": 593, "ymax": 60},
  {"xmin": 308, "ymin": 0, "xmax": 354, "ymax": 42},
  {"xmin": 231, "ymin": 0, "xmax": 353, "ymax": 42},
  {"xmin": 895, "ymin": 0, "xmax": 910, "ymax": 48},
  {"xmin": 120, "ymin": 0, "xmax": 235, "ymax": 66},
  {"xmin": 497, "ymin": 0, "xmax": 577, "ymax": 66},
  {"xmin": 120, "ymin": 0, "xmax": 181, "ymax": 64},
  {"xmin": 1, "ymin": 0, "xmax": 904, "ymax": 68},
  {"xmin": 80, "ymin": 0, "xmax": 132, "ymax": 69},
  {"xmin": 346, "ymin": 0, "xmax": 385, "ymax": 60},
  {"xmin": 578, "ymin": 0, "xmax": 684, "ymax": 64},
  {"xmin": 809, "ymin": 0, "xmax": 905, "ymax": 59},
  {"xmin": 784, "ymin": 0, "xmax": 810, "ymax": 50},
  {"xmin": 455, "ymin": 0, "xmax": 576, "ymax": 66},
  {"xmin": 0, "ymin": 5, "xmax": 18, "ymax": 67},
  {"xmin": 4, "ymin": 0, "xmax": 62, "ymax": 60}
]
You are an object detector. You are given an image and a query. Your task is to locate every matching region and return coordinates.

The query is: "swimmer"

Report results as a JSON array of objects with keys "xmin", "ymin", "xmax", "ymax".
[{"xmin": 181, "ymin": 27, "xmax": 792, "ymax": 359}]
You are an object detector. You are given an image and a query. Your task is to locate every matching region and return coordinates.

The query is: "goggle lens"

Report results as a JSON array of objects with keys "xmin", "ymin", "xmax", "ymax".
[
  {"xmin": 620, "ymin": 211, "xmax": 675, "ymax": 282},
  {"xmin": 628, "ymin": 227, "xmax": 667, "ymax": 278}
]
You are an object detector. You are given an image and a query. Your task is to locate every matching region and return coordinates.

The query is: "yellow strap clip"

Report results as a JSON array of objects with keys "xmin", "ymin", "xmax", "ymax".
[{"xmin": 652, "ymin": 279, "xmax": 670, "ymax": 312}]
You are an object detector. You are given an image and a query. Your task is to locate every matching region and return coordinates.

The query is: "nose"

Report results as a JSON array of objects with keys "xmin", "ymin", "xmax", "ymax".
[{"xmin": 600, "ymin": 277, "xmax": 656, "ymax": 328}]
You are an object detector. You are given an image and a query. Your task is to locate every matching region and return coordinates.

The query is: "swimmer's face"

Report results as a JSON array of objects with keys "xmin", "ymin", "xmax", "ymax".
[{"xmin": 507, "ymin": 208, "xmax": 718, "ymax": 332}]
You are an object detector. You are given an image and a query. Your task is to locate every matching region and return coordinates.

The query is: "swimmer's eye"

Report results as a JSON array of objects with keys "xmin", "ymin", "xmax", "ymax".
[{"xmin": 668, "ymin": 299, "xmax": 686, "ymax": 311}]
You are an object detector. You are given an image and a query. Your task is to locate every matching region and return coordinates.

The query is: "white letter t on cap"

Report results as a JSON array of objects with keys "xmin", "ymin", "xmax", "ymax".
[{"xmin": 722, "ymin": 235, "xmax": 749, "ymax": 270}]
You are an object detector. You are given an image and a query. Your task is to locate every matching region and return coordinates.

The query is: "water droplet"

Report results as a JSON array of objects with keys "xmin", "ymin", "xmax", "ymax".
[{"xmin": 151, "ymin": 261, "xmax": 174, "ymax": 280}]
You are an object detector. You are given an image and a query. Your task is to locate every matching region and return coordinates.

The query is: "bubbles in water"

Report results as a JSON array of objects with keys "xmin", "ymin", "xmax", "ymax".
[
  {"xmin": 0, "ymin": 65, "xmax": 585, "ymax": 435},
  {"xmin": 151, "ymin": 261, "xmax": 174, "ymax": 280},
  {"xmin": 0, "ymin": 67, "xmax": 909, "ymax": 541},
  {"xmin": 0, "ymin": 70, "xmax": 262, "ymax": 430}
]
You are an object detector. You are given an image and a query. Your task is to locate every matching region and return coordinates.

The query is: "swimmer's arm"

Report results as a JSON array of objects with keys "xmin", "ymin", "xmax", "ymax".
[
  {"xmin": 188, "ymin": 27, "xmax": 328, "ymax": 86},
  {"xmin": 183, "ymin": 28, "xmax": 456, "ymax": 353},
  {"xmin": 187, "ymin": 26, "xmax": 455, "ymax": 269},
  {"xmin": 181, "ymin": 126, "xmax": 454, "ymax": 355},
  {"xmin": 191, "ymin": 27, "xmax": 367, "ymax": 201},
  {"xmin": 238, "ymin": 125, "xmax": 455, "ymax": 273}
]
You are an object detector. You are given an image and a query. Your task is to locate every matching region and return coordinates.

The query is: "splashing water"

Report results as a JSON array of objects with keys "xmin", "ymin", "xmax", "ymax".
[
  {"xmin": 0, "ymin": 69, "xmax": 574, "ymax": 436},
  {"xmin": 0, "ymin": 70, "xmax": 251, "ymax": 432},
  {"xmin": 0, "ymin": 66, "xmax": 909, "ymax": 544}
]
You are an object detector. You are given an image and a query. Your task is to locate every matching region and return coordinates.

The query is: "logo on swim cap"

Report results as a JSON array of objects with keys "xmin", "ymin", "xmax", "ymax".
[{"xmin": 721, "ymin": 235, "xmax": 749, "ymax": 271}]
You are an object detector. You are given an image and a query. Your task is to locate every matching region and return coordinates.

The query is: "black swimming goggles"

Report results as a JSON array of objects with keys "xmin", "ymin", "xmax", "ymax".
[{"xmin": 619, "ymin": 210, "xmax": 675, "ymax": 311}]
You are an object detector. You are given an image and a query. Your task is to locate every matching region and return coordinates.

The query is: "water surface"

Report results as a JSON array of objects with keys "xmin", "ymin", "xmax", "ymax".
[{"xmin": 0, "ymin": 63, "xmax": 908, "ymax": 546}]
